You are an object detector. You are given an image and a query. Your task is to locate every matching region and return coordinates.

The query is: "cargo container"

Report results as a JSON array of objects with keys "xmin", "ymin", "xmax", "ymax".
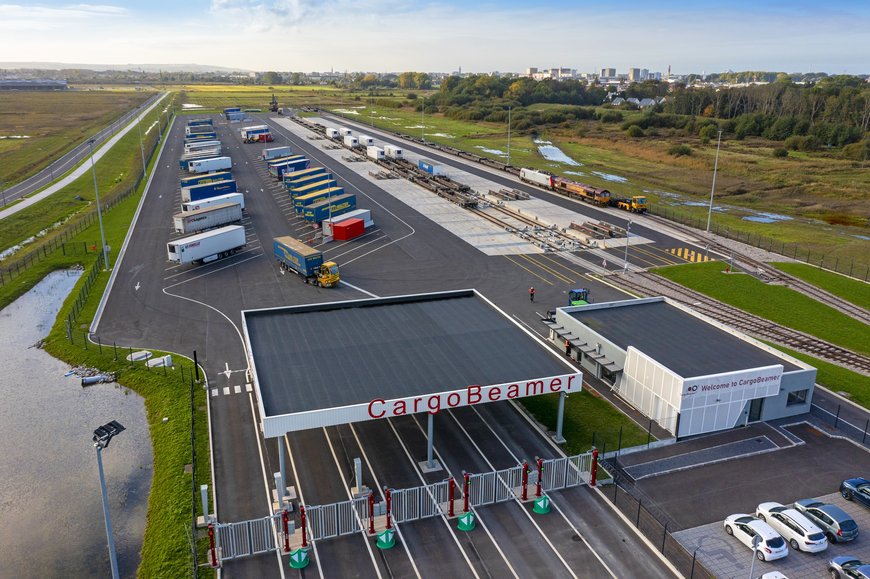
[
  {"xmin": 418, "ymin": 159, "xmax": 444, "ymax": 175},
  {"xmin": 182, "ymin": 192, "xmax": 245, "ymax": 212},
  {"xmin": 343, "ymin": 135, "xmax": 359, "ymax": 148},
  {"xmin": 223, "ymin": 107, "xmax": 241, "ymax": 115},
  {"xmin": 167, "ymin": 225, "xmax": 246, "ymax": 265},
  {"xmin": 284, "ymin": 172, "xmax": 332, "ymax": 195},
  {"xmin": 325, "ymin": 128, "xmax": 340, "ymax": 139},
  {"xmin": 180, "ymin": 171, "xmax": 232, "ymax": 188},
  {"xmin": 366, "ymin": 146, "xmax": 384, "ymax": 161},
  {"xmin": 227, "ymin": 112, "xmax": 247, "ymax": 123},
  {"xmin": 338, "ymin": 127, "xmax": 353, "ymax": 137},
  {"xmin": 294, "ymin": 185, "xmax": 343, "ymax": 213},
  {"xmin": 273, "ymin": 236, "xmax": 340, "ymax": 287},
  {"xmin": 188, "ymin": 156, "xmax": 232, "ymax": 174},
  {"xmin": 303, "ymin": 193, "xmax": 356, "ymax": 223},
  {"xmin": 358, "ymin": 135, "xmax": 375, "ymax": 147},
  {"xmin": 384, "ymin": 144, "xmax": 404, "ymax": 160},
  {"xmin": 322, "ymin": 208, "xmax": 373, "ymax": 237},
  {"xmin": 263, "ymin": 145, "xmax": 292, "ymax": 160},
  {"xmin": 187, "ymin": 118, "xmax": 213, "ymax": 127},
  {"xmin": 269, "ymin": 157, "xmax": 310, "ymax": 179},
  {"xmin": 173, "ymin": 202, "xmax": 242, "ymax": 234},
  {"xmin": 519, "ymin": 167, "xmax": 555, "ymax": 189},
  {"xmin": 333, "ymin": 218, "xmax": 365, "ymax": 241},
  {"xmin": 181, "ymin": 179, "xmax": 238, "ymax": 203}
]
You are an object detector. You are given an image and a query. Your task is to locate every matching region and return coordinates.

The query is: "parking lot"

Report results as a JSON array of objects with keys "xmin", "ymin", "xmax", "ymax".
[{"xmin": 674, "ymin": 491, "xmax": 870, "ymax": 578}]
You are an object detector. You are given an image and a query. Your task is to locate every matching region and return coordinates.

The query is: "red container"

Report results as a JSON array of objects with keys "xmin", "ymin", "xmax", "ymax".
[{"xmin": 333, "ymin": 218, "xmax": 365, "ymax": 241}]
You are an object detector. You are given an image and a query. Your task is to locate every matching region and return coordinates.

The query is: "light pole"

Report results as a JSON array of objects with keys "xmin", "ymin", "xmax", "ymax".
[
  {"xmin": 748, "ymin": 534, "xmax": 761, "ymax": 579},
  {"xmin": 507, "ymin": 106, "xmax": 512, "ymax": 166},
  {"xmin": 87, "ymin": 139, "xmax": 110, "ymax": 270},
  {"xmin": 93, "ymin": 420, "xmax": 125, "ymax": 579},
  {"xmin": 421, "ymin": 98, "xmax": 425, "ymax": 143},
  {"xmin": 623, "ymin": 220, "xmax": 632, "ymax": 273},
  {"xmin": 706, "ymin": 129, "xmax": 723, "ymax": 233},
  {"xmin": 136, "ymin": 115, "xmax": 147, "ymax": 180}
]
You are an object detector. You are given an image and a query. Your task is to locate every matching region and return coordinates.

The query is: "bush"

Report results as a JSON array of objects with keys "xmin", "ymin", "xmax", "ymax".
[
  {"xmin": 626, "ymin": 125, "xmax": 644, "ymax": 137},
  {"xmin": 406, "ymin": 92, "xmax": 417, "ymax": 100},
  {"xmin": 698, "ymin": 124, "xmax": 720, "ymax": 141},
  {"xmin": 842, "ymin": 138, "xmax": 870, "ymax": 161},
  {"xmin": 667, "ymin": 144, "xmax": 693, "ymax": 157},
  {"xmin": 599, "ymin": 111, "xmax": 623, "ymax": 123},
  {"xmin": 772, "ymin": 147, "xmax": 788, "ymax": 158}
]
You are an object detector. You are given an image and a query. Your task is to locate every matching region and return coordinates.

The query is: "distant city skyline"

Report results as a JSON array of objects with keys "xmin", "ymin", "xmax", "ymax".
[{"xmin": 1, "ymin": 1, "xmax": 868, "ymax": 75}]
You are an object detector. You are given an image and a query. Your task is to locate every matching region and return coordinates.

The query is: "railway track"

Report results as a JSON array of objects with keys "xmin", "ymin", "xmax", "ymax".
[
  {"xmin": 612, "ymin": 271, "xmax": 870, "ymax": 376},
  {"xmin": 644, "ymin": 213, "xmax": 870, "ymax": 325}
]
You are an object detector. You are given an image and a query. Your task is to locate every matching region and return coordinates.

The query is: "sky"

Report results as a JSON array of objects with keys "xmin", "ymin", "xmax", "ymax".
[{"xmin": 1, "ymin": 1, "xmax": 868, "ymax": 74}]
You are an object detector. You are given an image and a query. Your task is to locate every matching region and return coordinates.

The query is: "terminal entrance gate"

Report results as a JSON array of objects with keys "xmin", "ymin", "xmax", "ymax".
[{"xmin": 209, "ymin": 451, "xmax": 596, "ymax": 565}]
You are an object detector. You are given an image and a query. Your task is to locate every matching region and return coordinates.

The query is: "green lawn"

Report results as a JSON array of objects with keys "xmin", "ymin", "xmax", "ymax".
[
  {"xmin": 772, "ymin": 262, "xmax": 870, "ymax": 310},
  {"xmin": 521, "ymin": 388, "xmax": 652, "ymax": 456},
  {"xmin": 764, "ymin": 342, "xmax": 870, "ymax": 410},
  {"xmin": 655, "ymin": 261, "xmax": 870, "ymax": 356}
]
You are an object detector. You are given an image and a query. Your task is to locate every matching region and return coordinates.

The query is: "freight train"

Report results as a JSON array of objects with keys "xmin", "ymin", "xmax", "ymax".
[{"xmin": 519, "ymin": 168, "xmax": 646, "ymax": 213}]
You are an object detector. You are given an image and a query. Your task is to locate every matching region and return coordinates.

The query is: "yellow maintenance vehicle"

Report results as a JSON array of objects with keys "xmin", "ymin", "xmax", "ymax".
[
  {"xmin": 273, "ymin": 236, "xmax": 340, "ymax": 287},
  {"xmin": 611, "ymin": 195, "xmax": 647, "ymax": 213}
]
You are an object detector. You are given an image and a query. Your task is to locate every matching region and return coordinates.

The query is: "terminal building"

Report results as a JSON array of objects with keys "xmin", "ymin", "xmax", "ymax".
[{"xmin": 544, "ymin": 297, "xmax": 816, "ymax": 439}]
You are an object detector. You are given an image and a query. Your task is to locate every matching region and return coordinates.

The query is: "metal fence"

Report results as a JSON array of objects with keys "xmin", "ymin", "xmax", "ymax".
[
  {"xmin": 469, "ymin": 465, "xmax": 523, "ymax": 506},
  {"xmin": 392, "ymin": 479, "xmax": 451, "ymax": 523},
  {"xmin": 305, "ymin": 496, "xmax": 368, "ymax": 541},
  {"xmin": 213, "ymin": 513, "xmax": 282, "ymax": 561}
]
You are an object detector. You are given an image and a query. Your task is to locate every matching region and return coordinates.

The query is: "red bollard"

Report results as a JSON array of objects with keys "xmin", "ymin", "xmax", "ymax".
[
  {"xmin": 590, "ymin": 448, "xmax": 599, "ymax": 487},
  {"xmin": 282, "ymin": 510, "xmax": 290, "ymax": 553},
  {"xmin": 536, "ymin": 458, "xmax": 543, "ymax": 498},
  {"xmin": 300, "ymin": 505, "xmax": 308, "ymax": 548},
  {"xmin": 368, "ymin": 492, "xmax": 376, "ymax": 535},
  {"xmin": 521, "ymin": 461, "xmax": 529, "ymax": 501},
  {"xmin": 463, "ymin": 472, "xmax": 471, "ymax": 513},
  {"xmin": 448, "ymin": 478, "xmax": 456, "ymax": 517},
  {"xmin": 207, "ymin": 523, "xmax": 218, "ymax": 567},
  {"xmin": 385, "ymin": 487, "xmax": 393, "ymax": 530}
]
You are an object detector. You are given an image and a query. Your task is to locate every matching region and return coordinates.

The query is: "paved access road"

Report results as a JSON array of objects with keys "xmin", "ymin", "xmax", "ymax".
[
  {"xmin": 95, "ymin": 112, "xmax": 683, "ymax": 578},
  {"xmin": 1, "ymin": 92, "xmax": 163, "ymax": 208}
]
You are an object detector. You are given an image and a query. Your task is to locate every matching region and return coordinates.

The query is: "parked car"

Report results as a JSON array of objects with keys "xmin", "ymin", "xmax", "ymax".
[
  {"xmin": 829, "ymin": 556, "xmax": 870, "ymax": 579},
  {"xmin": 758, "ymin": 573, "xmax": 788, "ymax": 579},
  {"xmin": 794, "ymin": 499, "xmax": 859, "ymax": 543},
  {"xmin": 841, "ymin": 478, "xmax": 870, "ymax": 509},
  {"xmin": 724, "ymin": 514, "xmax": 788, "ymax": 561},
  {"xmin": 756, "ymin": 502, "xmax": 828, "ymax": 553}
]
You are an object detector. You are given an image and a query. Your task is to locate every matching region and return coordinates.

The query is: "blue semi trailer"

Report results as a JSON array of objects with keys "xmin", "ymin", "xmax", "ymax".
[
  {"xmin": 303, "ymin": 193, "xmax": 356, "ymax": 223},
  {"xmin": 180, "ymin": 171, "xmax": 232, "ymax": 188},
  {"xmin": 181, "ymin": 179, "xmax": 238, "ymax": 203}
]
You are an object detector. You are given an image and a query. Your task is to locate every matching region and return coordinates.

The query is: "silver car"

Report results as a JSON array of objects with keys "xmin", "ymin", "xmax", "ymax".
[{"xmin": 794, "ymin": 499, "xmax": 859, "ymax": 543}]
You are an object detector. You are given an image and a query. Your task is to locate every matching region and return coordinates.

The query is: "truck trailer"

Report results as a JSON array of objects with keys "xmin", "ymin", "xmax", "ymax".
[
  {"xmin": 188, "ymin": 156, "xmax": 232, "ymax": 174},
  {"xmin": 303, "ymin": 193, "xmax": 356, "ymax": 223},
  {"xmin": 263, "ymin": 146, "xmax": 292, "ymax": 160},
  {"xmin": 358, "ymin": 135, "xmax": 375, "ymax": 147},
  {"xmin": 285, "ymin": 171, "xmax": 332, "ymax": 195},
  {"xmin": 325, "ymin": 128, "xmax": 340, "ymax": 139},
  {"xmin": 166, "ymin": 225, "xmax": 246, "ymax": 265},
  {"xmin": 180, "ymin": 171, "xmax": 232, "ymax": 188},
  {"xmin": 187, "ymin": 118, "xmax": 213, "ymax": 127},
  {"xmin": 293, "ymin": 185, "xmax": 343, "ymax": 213},
  {"xmin": 179, "ymin": 148, "xmax": 222, "ymax": 169},
  {"xmin": 283, "ymin": 167, "xmax": 328, "ymax": 187},
  {"xmin": 343, "ymin": 135, "xmax": 359, "ymax": 148},
  {"xmin": 418, "ymin": 159, "xmax": 444, "ymax": 175},
  {"xmin": 366, "ymin": 146, "xmax": 384, "ymax": 160},
  {"xmin": 269, "ymin": 157, "xmax": 310, "ymax": 179},
  {"xmin": 338, "ymin": 127, "xmax": 353, "ymax": 137},
  {"xmin": 173, "ymin": 202, "xmax": 243, "ymax": 234},
  {"xmin": 273, "ymin": 236, "xmax": 340, "ymax": 287},
  {"xmin": 322, "ymin": 208, "xmax": 373, "ymax": 237},
  {"xmin": 384, "ymin": 145, "xmax": 404, "ymax": 159},
  {"xmin": 182, "ymin": 192, "xmax": 245, "ymax": 212},
  {"xmin": 181, "ymin": 179, "xmax": 238, "ymax": 203},
  {"xmin": 184, "ymin": 140, "xmax": 221, "ymax": 153}
]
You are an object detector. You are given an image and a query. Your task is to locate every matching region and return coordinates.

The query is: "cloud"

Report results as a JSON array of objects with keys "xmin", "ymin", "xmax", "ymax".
[{"xmin": 0, "ymin": 3, "xmax": 126, "ymax": 32}]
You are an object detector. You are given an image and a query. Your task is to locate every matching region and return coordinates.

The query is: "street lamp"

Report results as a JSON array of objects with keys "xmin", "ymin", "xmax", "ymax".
[
  {"xmin": 623, "ymin": 220, "xmax": 632, "ymax": 273},
  {"xmin": 93, "ymin": 420, "xmax": 125, "ymax": 579},
  {"xmin": 87, "ymin": 139, "xmax": 110, "ymax": 270},
  {"xmin": 136, "ymin": 114, "xmax": 147, "ymax": 180},
  {"xmin": 507, "ymin": 106, "xmax": 512, "ymax": 166},
  {"xmin": 747, "ymin": 534, "xmax": 761, "ymax": 579},
  {"xmin": 705, "ymin": 129, "xmax": 723, "ymax": 233}
]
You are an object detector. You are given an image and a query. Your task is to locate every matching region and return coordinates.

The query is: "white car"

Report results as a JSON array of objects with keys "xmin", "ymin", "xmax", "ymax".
[
  {"xmin": 756, "ymin": 502, "xmax": 828, "ymax": 553},
  {"xmin": 724, "ymin": 514, "xmax": 788, "ymax": 561}
]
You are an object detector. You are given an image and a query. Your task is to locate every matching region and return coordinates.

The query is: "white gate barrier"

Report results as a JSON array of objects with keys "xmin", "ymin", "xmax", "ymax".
[{"xmin": 209, "ymin": 450, "xmax": 596, "ymax": 564}]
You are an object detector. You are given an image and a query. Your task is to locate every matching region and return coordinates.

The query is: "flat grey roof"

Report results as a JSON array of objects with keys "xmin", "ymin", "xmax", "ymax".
[
  {"xmin": 566, "ymin": 300, "xmax": 799, "ymax": 376},
  {"xmin": 244, "ymin": 290, "xmax": 571, "ymax": 419}
]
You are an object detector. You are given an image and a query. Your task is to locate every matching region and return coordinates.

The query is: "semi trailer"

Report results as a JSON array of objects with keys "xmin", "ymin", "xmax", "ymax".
[
  {"xmin": 166, "ymin": 225, "xmax": 246, "ymax": 264},
  {"xmin": 172, "ymin": 202, "xmax": 242, "ymax": 234},
  {"xmin": 273, "ymin": 236, "xmax": 340, "ymax": 287}
]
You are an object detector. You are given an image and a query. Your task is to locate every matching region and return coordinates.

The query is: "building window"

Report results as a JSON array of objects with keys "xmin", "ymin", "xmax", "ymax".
[{"xmin": 787, "ymin": 389, "xmax": 808, "ymax": 406}]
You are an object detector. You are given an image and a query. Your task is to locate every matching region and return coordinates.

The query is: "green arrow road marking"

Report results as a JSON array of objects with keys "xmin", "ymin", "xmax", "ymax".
[{"xmin": 289, "ymin": 548, "xmax": 310, "ymax": 569}]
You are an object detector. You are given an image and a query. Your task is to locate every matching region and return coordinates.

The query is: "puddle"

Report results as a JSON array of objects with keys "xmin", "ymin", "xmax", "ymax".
[
  {"xmin": 564, "ymin": 170, "xmax": 587, "ymax": 177},
  {"xmin": 475, "ymin": 146, "xmax": 508, "ymax": 157},
  {"xmin": 430, "ymin": 132, "xmax": 455, "ymax": 138},
  {"xmin": 0, "ymin": 135, "xmax": 31, "ymax": 139},
  {"xmin": 743, "ymin": 212, "xmax": 793, "ymax": 223},
  {"xmin": 851, "ymin": 234, "xmax": 870, "ymax": 241},
  {"xmin": 591, "ymin": 171, "xmax": 628, "ymax": 183},
  {"xmin": 533, "ymin": 139, "xmax": 582, "ymax": 166},
  {"xmin": 0, "ymin": 270, "xmax": 152, "ymax": 577},
  {"xmin": 334, "ymin": 109, "xmax": 361, "ymax": 115},
  {"xmin": 181, "ymin": 103, "xmax": 203, "ymax": 109}
]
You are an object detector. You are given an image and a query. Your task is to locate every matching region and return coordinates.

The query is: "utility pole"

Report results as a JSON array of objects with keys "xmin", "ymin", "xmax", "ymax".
[
  {"xmin": 137, "ymin": 114, "xmax": 147, "ymax": 180},
  {"xmin": 88, "ymin": 139, "xmax": 110, "ymax": 270},
  {"xmin": 706, "ymin": 129, "xmax": 723, "ymax": 233},
  {"xmin": 507, "ymin": 106, "xmax": 512, "ymax": 166},
  {"xmin": 623, "ymin": 220, "xmax": 632, "ymax": 273}
]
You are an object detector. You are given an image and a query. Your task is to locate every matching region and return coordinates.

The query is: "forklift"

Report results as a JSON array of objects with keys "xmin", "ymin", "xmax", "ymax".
[{"xmin": 568, "ymin": 288, "xmax": 590, "ymax": 306}]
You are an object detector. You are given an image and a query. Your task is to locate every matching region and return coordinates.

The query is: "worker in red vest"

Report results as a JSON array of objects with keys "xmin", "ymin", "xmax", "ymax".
[{"xmin": 529, "ymin": 286, "xmax": 535, "ymax": 302}]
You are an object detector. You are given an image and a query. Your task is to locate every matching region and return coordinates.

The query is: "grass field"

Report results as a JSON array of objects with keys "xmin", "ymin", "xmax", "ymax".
[
  {"xmin": 654, "ymin": 261, "xmax": 870, "ymax": 356},
  {"xmin": 0, "ymin": 98, "xmax": 169, "ymax": 263},
  {"xmin": 31, "ymin": 128, "xmax": 213, "ymax": 577},
  {"xmin": 771, "ymin": 262, "xmax": 870, "ymax": 310},
  {"xmin": 764, "ymin": 342, "xmax": 870, "ymax": 410},
  {"xmin": 0, "ymin": 89, "xmax": 153, "ymax": 186}
]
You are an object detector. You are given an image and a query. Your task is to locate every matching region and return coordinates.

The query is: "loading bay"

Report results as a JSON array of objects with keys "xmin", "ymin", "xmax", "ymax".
[{"xmin": 92, "ymin": 110, "xmax": 870, "ymax": 577}]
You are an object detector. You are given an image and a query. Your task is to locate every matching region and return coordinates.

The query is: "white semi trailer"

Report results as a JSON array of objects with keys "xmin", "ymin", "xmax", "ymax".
[{"xmin": 166, "ymin": 225, "xmax": 246, "ymax": 264}]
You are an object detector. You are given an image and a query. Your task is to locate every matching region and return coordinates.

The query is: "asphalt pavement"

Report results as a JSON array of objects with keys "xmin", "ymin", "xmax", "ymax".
[{"xmin": 94, "ymin": 111, "xmax": 691, "ymax": 578}]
